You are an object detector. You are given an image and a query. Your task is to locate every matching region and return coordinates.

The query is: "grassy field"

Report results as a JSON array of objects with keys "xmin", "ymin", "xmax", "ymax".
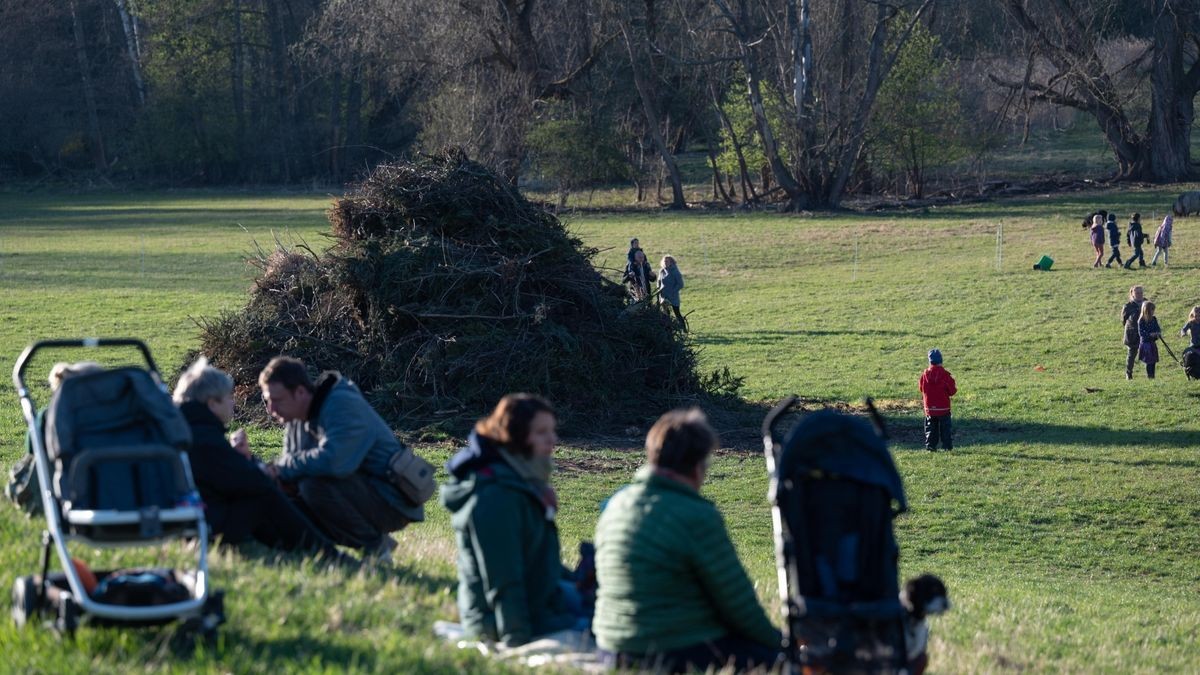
[{"xmin": 1, "ymin": 188, "xmax": 1199, "ymax": 673}]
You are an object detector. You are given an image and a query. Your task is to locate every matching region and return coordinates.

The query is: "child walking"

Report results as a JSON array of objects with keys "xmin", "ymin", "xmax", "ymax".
[
  {"xmin": 1151, "ymin": 215, "xmax": 1173, "ymax": 266},
  {"xmin": 1122, "ymin": 285, "xmax": 1145, "ymax": 379},
  {"xmin": 1104, "ymin": 213, "xmax": 1123, "ymax": 267},
  {"xmin": 1089, "ymin": 214, "xmax": 1105, "ymax": 267},
  {"xmin": 1180, "ymin": 306, "xmax": 1200, "ymax": 353},
  {"xmin": 1138, "ymin": 301, "xmax": 1162, "ymax": 379},
  {"xmin": 1124, "ymin": 213, "xmax": 1146, "ymax": 268},
  {"xmin": 919, "ymin": 349, "xmax": 957, "ymax": 452}
]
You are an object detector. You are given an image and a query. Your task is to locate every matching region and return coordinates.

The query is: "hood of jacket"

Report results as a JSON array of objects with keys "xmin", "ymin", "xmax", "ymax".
[
  {"xmin": 179, "ymin": 400, "xmax": 227, "ymax": 446},
  {"xmin": 441, "ymin": 432, "xmax": 545, "ymax": 517}
]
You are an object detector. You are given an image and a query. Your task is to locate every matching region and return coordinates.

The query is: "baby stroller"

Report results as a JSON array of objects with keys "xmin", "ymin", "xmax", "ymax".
[
  {"xmin": 11, "ymin": 338, "xmax": 223, "ymax": 638},
  {"xmin": 762, "ymin": 396, "xmax": 912, "ymax": 674}
]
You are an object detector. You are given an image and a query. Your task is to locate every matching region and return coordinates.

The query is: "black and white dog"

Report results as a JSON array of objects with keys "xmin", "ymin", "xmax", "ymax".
[{"xmin": 901, "ymin": 574, "xmax": 951, "ymax": 667}]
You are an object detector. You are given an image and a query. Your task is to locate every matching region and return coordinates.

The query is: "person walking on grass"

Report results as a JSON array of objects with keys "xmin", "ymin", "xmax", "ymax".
[
  {"xmin": 658, "ymin": 254, "xmax": 687, "ymax": 332},
  {"xmin": 1122, "ymin": 285, "xmax": 1146, "ymax": 379},
  {"xmin": 1151, "ymin": 215, "xmax": 1173, "ymax": 267},
  {"xmin": 1180, "ymin": 306, "xmax": 1200, "ymax": 353},
  {"xmin": 1138, "ymin": 301, "xmax": 1163, "ymax": 379},
  {"xmin": 1104, "ymin": 213, "xmax": 1124, "ymax": 267},
  {"xmin": 1089, "ymin": 214, "xmax": 1105, "ymax": 268},
  {"xmin": 1124, "ymin": 213, "xmax": 1147, "ymax": 268},
  {"xmin": 919, "ymin": 349, "xmax": 957, "ymax": 452}
]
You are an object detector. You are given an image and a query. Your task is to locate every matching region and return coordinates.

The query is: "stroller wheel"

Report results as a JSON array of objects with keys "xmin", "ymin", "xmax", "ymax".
[
  {"xmin": 11, "ymin": 575, "xmax": 38, "ymax": 628},
  {"xmin": 55, "ymin": 594, "xmax": 79, "ymax": 636}
]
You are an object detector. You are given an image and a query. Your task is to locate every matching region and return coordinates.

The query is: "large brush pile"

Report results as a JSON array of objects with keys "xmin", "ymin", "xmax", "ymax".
[{"xmin": 197, "ymin": 150, "xmax": 704, "ymax": 430}]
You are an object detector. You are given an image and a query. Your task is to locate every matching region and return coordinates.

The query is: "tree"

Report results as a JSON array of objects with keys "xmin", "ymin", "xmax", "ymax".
[
  {"xmin": 991, "ymin": 0, "xmax": 1200, "ymax": 182},
  {"xmin": 871, "ymin": 20, "xmax": 970, "ymax": 198},
  {"xmin": 691, "ymin": 0, "xmax": 937, "ymax": 209}
]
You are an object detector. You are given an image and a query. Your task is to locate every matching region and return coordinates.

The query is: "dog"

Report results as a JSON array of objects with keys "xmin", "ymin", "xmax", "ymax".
[{"xmin": 901, "ymin": 574, "xmax": 951, "ymax": 670}]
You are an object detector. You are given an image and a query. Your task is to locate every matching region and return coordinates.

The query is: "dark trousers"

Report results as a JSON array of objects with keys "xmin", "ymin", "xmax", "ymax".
[
  {"xmin": 1124, "ymin": 245, "xmax": 1146, "ymax": 267},
  {"xmin": 210, "ymin": 488, "xmax": 343, "ymax": 559},
  {"xmin": 292, "ymin": 473, "xmax": 410, "ymax": 551},
  {"xmin": 1147, "ymin": 362, "xmax": 1157, "ymax": 379},
  {"xmin": 603, "ymin": 634, "xmax": 782, "ymax": 673},
  {"xmin": 1126, "ymin": 345, "xmax": 1138, "ymax": 376},
  {"xmin": 924, "ymin": 414, "xmax": 953, "ymax": 450},
  {"xmin": 1106, "ymin": 246, "xmax": 1123, "ymax": 266},
  {"xmin": 667, "ymin": 303, "xmax": 688, "ymax": 332}
]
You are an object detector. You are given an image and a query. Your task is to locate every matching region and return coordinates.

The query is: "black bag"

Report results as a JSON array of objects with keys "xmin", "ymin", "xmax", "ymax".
[
  {"xmin": 1184, "ymin": 349, "xmax": 1200, "ymax": 380},
  {"xmin": 91, "ymin": 569, "xmax": 190, "ymax": 606},
  {"xmin": 5, "ymin": 454, "xmax": 42, "ymax": 516}
]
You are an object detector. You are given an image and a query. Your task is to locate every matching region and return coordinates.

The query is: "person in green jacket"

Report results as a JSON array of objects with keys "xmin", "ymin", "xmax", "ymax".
[
  {"xmin": 594, "ymin": 408, "xmax": 781, "ymax": 672},
  {"xmin": 440, "ymin": 394, "xmax": 587, "ymax": 646}
]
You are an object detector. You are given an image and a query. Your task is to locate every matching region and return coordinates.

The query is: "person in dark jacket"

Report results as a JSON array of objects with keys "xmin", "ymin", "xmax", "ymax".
[
  {"xmin": 658, "ymin": 254, "xmax": 687, "ymax": 331},
  {"xmin": 1138, "ymin": 301, "xmax": 1162, "ymax": 379},
  {"xmin": 1180, "ymin": 306, "xmax": 1200, "ymax": 352},
  {"xmin": 1124, "ymin": 213, "xmax": 1146, "ymax": 268},
  {"xmin": 1122, "ymin": 285, "xmax": 1145, "ymax": 379},
  {"xmin": 1104, "ymin": 213, "xmax": 1123, "ymax": 267},
  {"xmin": 919, "ymin": 349, "xmax": 957, "ymax": 451},
  {"xmin": 441, "ymin": 394, "xmax": 586, "ymax": 646},
  {"xmin": 593, "ymin": 408, "xmax": 781, "ymax": 672},
  {"xmin": 627, "ymin": 237, "xmax": 643, "ymax": 266},
  {"xmin": 259, "ymin": 356, "xmax": 424, "ymax": 560},
  {"xmin": 623, "ymin": 249, "xmax": 655, "ymax": 302},
  {"xmin": 174, "ymin": 358, "xmax": 348, "ymax": 560}
]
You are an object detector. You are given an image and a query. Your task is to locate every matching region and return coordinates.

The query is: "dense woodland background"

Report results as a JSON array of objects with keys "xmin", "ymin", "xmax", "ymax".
[{"xmin": 3, "ymin": 0, "xmax": 1199, "ymax": 207}]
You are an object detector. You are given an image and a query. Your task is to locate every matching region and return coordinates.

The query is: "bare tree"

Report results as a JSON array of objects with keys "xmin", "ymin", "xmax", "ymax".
[{"xmin": 991, "ymin": 0, "xmax": 1200, "ymax": 182}]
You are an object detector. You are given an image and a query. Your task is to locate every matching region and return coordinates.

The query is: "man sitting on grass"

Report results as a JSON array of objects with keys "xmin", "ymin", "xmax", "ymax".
[
  {"xmin": 259, "ymin": 356, "xmax": 424, "ymax": 561},
  {"xmin": 593, "ymin": 408, "xmax": 781, "ymax": 672}
]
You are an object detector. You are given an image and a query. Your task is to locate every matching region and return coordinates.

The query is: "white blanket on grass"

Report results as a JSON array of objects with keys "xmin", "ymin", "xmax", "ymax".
[{"xmin": 433, "ymin": 621, "xmax": 606, "ymax": 672}]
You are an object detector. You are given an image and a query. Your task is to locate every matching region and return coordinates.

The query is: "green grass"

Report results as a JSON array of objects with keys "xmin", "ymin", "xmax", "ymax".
[{"xmin": 1, "ymin": 189, "xmax": 1199, "ymax": 672}]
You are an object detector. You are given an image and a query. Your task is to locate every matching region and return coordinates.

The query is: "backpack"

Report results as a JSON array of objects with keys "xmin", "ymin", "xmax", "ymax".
[
  {"xmin": 5, "ymin": 454, "xmax": 42, "ymax": 517},
  {"xmin": 1184, "ymin": 349, "xmax": 1200, "ymax": 380}
]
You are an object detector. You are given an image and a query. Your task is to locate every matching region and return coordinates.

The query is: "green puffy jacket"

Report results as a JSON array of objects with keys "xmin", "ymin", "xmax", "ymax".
[
  {"xmin": 440, "ymin": 457, "xmax": 574, "ymax": 646},
  {"xmin": 593, "ymin": 466, "xmax": 779, "ymax": 654}
]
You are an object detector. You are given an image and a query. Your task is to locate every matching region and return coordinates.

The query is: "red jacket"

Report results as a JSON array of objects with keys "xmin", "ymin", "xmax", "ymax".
[{"xmin": 919, "ymin": 365, "xmax": 956, "ymax": 416}]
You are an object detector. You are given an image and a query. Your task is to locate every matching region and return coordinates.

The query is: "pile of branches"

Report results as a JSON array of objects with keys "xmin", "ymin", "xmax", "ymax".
[{"xmin": 197, "ymin": 149, "xmax": 705, "ymax": 430}]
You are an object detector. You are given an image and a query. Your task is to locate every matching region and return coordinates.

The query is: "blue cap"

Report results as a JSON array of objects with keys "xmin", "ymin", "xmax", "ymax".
[{"xmin": 928, "ymin": 349, "xmax": 943, "ymax": 365}]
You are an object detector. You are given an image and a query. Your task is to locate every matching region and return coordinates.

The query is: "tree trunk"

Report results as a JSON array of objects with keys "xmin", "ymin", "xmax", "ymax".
[
  {"xmin": 231, "ymin": 0, "xmax": 247, "ymax": 178},
  {"xmin": 265, "ymin": 0, "xmax": 293, "ymax": 182},
  {"xmin": 112, "ymin": 0, "xmax": 145, "ymax": 105},
  {"xmin": 68, "ymin": 0, "xmax": 107, "ymax": 172},
  {"xmin": 1145, "ymin": 0, "xmax": 1199, "ymax": 182},
  {"xmin": 621, "ymin": 8, "xmax": 686, "ymax": 209}
]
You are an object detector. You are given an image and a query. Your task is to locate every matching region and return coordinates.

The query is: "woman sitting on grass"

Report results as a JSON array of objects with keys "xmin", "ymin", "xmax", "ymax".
[
  {"xmin": 173, "ymin": 357, "xmax": 351, "ymax": 562},
  {"xmin": 1138, "ymin": 302, "xmax": 1163, "ymax": 379},
  {"xmin": 441, "ymin": 394, "xmax": 588, "ymax": 646}
]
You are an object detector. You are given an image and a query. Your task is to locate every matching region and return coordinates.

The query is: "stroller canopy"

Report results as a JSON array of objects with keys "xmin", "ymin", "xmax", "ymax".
[
  {"xmin": 45, "ymin": 367, "xmax": 191, "ymax": 465},
  {"xmin": 778, "ymin": 408, "xmax": 907, "ymax": 514}
]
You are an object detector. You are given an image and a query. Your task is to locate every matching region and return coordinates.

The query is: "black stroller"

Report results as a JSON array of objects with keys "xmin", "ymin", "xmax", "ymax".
[
  {"xmin": 762, "ymin": 397, "xmax": 912, "ymax": 674},
  {"xmin": 11, "ymin": 339, "xmax": 223, "ymax": 637}
]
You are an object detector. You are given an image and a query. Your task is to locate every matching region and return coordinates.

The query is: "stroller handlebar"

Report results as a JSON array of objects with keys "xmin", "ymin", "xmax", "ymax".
[{"xmin": 13, "ymin": 338, "xmax": 160, "ymax": 395}]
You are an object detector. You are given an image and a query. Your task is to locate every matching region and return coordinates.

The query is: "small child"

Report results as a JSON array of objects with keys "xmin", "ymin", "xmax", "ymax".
[
  {"xmin": 1104, "ymin": 213, "xmax": 1123, "ymax": 267},
  {"xmin": 1122, "ymin": 285, "xmax": 1145, "ymax": 379},
  {"xmin": 919, "ymin": 349, "xmax": 957, "ymax": 452},
  {"xmin": 1138, "ymin": 301, "xmax": 1162, "ymax": 379},
  {"xmin": 1150, "ymin": 216, "xmax": 1172, "ymax": 266},
  {"xmin": 1124, "ymin": 213, "xmax": 1146, "ymax": 268},
  {"xmin": 1180, "ymin": 306, "xmax": 1200, "ymax": 352},
  {"xmin": 1089, "ymin": 214, "xmax": 1105, "ymax": 268},
  {"xmin": 626, "ymin": 238, "xmax": 643, "ymax": 266}
]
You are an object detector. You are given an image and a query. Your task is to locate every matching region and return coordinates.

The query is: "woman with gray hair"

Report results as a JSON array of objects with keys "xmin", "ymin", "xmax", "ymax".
[{"xmin": 174, "ymin": 357, "xmax": 350, "ymax": 561}]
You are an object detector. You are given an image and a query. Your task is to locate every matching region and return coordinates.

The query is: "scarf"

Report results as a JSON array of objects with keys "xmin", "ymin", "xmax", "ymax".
[{"xmin": 498, "ymin": 447, "xmax": 559, "ymax": 519}]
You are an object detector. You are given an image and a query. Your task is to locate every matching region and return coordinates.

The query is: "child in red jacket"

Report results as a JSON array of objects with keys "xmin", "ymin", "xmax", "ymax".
[{"xmin": 919, "ymin": 349, "xmax": 957, "ymax": 452}]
